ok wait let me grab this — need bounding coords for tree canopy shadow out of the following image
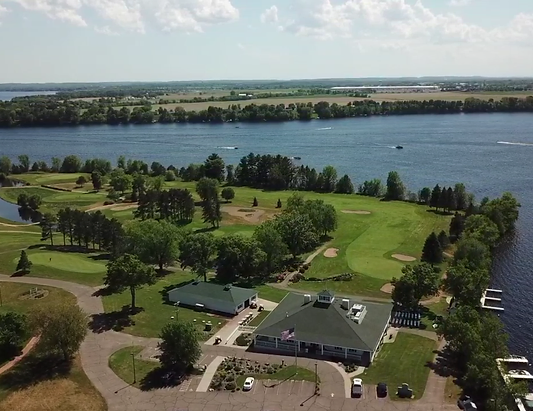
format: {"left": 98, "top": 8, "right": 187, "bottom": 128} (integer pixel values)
{"left": 194, "top": 226, "right": 218, "bottom": 234}
{"left": 88, "top": 305, "right": 139, "bottom": 333}
{"left": 425, "top": 346, "right": 461, "bottom": 379}
{"left": 0, "top": 352, "right": 71, "bottom": 393}
{"left": 426, "top": 209, "right": 453, "bottom": 216}
{"left": 139, "top": 366, "right": 186, "bottom": 391}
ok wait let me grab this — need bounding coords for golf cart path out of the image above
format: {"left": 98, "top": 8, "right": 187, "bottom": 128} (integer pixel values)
{"left": 278, "top": 245, "right": 327, "bottom": 287}
{"left": 0, "top": 274, "right": 454, "bottom": 411}
{"left": 0, "top": 336, "right": 40, "bottom": 376}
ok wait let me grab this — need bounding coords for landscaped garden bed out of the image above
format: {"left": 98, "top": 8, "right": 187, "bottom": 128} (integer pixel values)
{"left": 209, "top": 357, "right": 318, "bottom": 392}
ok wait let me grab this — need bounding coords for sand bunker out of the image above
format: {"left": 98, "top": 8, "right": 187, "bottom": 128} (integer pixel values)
{"left": 324, "top": 248, "right": 339, "bottom": 258}
{"left": 341, "top": 210, "right": 371, "bottom": 215}
{"left": 222, "top": 206, "right": 266, "bottom": 223}
{"left": 391, "top": 254, "right": 416, "bottom": 262}
{"left": 380, "top": 283, "right": 394, "bottom": 294}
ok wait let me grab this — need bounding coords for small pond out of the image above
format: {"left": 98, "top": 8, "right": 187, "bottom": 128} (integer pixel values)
{"left": 0, "top": 178, "right": 41, "bottom": 223}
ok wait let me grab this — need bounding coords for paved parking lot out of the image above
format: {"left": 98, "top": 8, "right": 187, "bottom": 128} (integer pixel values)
{"left": 248, "top": 379, "right": 316, "bottom": 397}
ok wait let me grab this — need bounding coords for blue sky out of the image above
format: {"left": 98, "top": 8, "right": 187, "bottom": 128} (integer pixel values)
{"left": 0, "top": 0, "right": 532, "bottom": 83}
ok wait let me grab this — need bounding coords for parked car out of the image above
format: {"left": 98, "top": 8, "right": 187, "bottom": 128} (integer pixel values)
{"left": 458, "top": 395, "right": 478, "bottom": 410}
{"left": 243, "top": 377, "right": 255, "bottom": 391}
{"left": 351, "top": 378, "right": 363, "bottom": 397}
{"left": 376, "top": 382, "right": 388, "bottom": 398}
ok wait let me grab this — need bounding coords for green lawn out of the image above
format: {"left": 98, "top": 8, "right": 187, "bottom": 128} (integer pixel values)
{"left": 17, "top": 172, "right": 91, "bottom": 186}
{"left": 0, "top": 282, "right": 76, "bottom": 316}
{"left": 249, "top": 310, "right": 271, "bottom": 326}
{"left": 102, "top": 270, "right": 227, "bottom": 339}
{"left": 255, "top": 285, "right": 288, "bottom": 303}
{"left": 108, "top": 346, "right": 158, "bottom": 389}
{"left": 236, "top": 365, "right": 318, "bottom": 387}
{"left": 362, "top": 333, "right": 437, "bottom": 400}
{"left": 421, "top": 297, "right": 450, "bottom": 329}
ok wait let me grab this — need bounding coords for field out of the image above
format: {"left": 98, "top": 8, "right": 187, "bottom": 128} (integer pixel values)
{"left": 148, "top": 91, "right": 533, "bottom": 112}
{"left": 0, "top": 282, "right": 105, "bottom": 411}
{"left": 362, "top": 333, "right": 437, "bottom": 399}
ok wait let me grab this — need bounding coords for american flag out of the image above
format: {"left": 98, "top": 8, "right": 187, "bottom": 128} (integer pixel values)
{"left": 281, "top": 327, "right": 295, "bottom": 341}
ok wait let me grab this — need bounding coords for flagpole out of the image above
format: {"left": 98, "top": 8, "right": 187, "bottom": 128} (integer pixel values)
{"left": 294, "top": 325, "right": 298, "bottom": 371}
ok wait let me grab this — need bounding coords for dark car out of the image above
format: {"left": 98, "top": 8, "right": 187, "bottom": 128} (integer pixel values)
{"left": 377, "top": 382, "right": 388, "bottom": 398}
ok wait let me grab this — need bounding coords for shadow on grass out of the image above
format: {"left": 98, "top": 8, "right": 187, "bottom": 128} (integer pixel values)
{"left": 0, "top": 352, "right": 71, "bottom": 393}
{"left": 425, "top": 209, "right": 453, "bottom": 216}
{"left": 425, "top": 346, "right": 461, "bottom": 379}
{"left": 195, "top": 226, "right": 218, "bottom": 234}
{"left": 26, "top": 244, "right": 109, "bottom": 257}
{"left": 139, "top": 366, "right": 186, "bottom": 391}
{"left": 88, "top": 305, "right": 140, "bottom": 333}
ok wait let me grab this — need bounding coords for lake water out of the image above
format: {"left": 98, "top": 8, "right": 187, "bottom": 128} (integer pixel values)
{"left": 0, "top": 91, "right": 57, "bottom": 101}
{"left": 1, "top": 113, "right": 532, "bottom": 357}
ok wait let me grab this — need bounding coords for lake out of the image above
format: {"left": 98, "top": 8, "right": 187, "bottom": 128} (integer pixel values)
{"left": 0, "top": 91, "right": 57, "bottom": 101}
{"left": 1, "top": 113, "right": 532, "bottom": 357}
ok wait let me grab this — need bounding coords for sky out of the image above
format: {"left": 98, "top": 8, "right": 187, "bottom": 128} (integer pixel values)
{"left": 0, "top": 0, "right": 533, "bottom": 83}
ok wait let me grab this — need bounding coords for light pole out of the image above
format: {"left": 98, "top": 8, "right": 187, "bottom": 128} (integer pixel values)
{"left": 315, "top": 362, "right": 318, "bottom": 394}
{"left": 131, "top": 351, "right": 136, "bottom": 384}
{"left": 174, "top": 301, "right": 180, "bottom": 321}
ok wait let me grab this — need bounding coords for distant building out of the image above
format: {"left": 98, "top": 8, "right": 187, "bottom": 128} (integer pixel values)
{"left": 331, "top": 85, "right": 440, "bottom": 93}
{"left": 253, "top": 290, "right": 391, "bottom": 366}
{"left": 167, "top": 281, "right": 257, "bottom": 316}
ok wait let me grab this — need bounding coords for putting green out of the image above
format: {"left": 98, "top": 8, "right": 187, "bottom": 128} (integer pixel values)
{"left": 14, "top": 252, "right": 106, "bottom": 274}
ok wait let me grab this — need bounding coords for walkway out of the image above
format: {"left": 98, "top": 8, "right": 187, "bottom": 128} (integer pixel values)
{"left": 279, "top": 246, "right": 326, "bottom": 287}
{"left": 0, "top": 336, "right": 40, "bottom": 375}
{"left": 0, "top": 274, "right": 455, "bottom": 411}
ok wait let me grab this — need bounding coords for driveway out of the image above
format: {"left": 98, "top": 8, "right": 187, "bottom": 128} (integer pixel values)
{"left": 0, "top": 274, "right": 456, "bottom": 411}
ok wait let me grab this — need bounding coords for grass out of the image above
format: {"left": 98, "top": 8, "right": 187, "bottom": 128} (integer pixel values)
{"left": 255, "top": 285, "right": 288, "bottom": 303}
{"left": 249, "top": 310, "right": 271, "bottom": 326}
{"left": 108, "top": 346, "right": 158, "bottom": 389}
{"left": 16, "top": 172, "right": 91, "bottom": 186}
{"left": 236, "top": 365, "right": 318, "bottom": 387}
{"left": 0, "top": 282, "right": 105, "bottom": 411}
{"left": 445, "top": 376, "right": 462, "bottom": 403}
{"left": 362, "top": 333, "right": 437, "bottom": 400}
{"left": 101, "top": 270, "right": 227, "bottom": 339}
{"left": 420, "top": 297, "right": 450, "bottom": 329}
{"left": 12, "top": 251, "right": 106, "bottom": 274}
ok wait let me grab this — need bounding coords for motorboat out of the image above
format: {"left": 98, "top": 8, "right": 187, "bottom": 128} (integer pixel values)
{"left": 396, "top": 145, "right": 404, "bottom": 150}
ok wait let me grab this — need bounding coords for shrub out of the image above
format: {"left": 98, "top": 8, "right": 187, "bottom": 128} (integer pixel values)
{"left": 225, "top": 381, "right": 236, "bottom": 391}
{"left": 103, "top": 200, "right": 115, "bottom": 206}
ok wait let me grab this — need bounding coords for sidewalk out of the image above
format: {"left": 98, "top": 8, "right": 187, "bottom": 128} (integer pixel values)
{"left": 196, "top": 355, "right": 225, "bottom": 392}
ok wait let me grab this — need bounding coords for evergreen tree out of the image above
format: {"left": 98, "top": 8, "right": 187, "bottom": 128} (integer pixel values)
{"left": 335, "top": 174, "right": 355, "bottom": 194}
{"left": 202, "top": 198, "right": 221, "bottom": 228}
{"left": 421, "top": 232, "right": 443, "bottom": 264}
{"left": 252, "top": 197, "right": 258, "bottom": 207}
{"left": 277, "top": 198, "right": 282, "bottom": 209}
{"left": 419, "top": 187, "right": 431, "bottom": 205}
{"left": 91, "top": 171, "right": 103, "bottom": 191}
{"left": 430, "top": 184, "right": 441, "bottom": 210}
{"left": 385, "top": 171, "right": 405, "bottom": 200}
{"left": 16, "top": 250, "right": 32, "bottom": 273}
{"left": 449, "top": 212, "right": 466, "bottom": 243}
{"left": 438, "top": 186, "right": 448, "bottom": 211}
{"left": 437, "top": 230, "right": 450, "bottom": 250}
{"left": 447, "top": 187, "right": 457, "bottom": 212}
{"left": 40, "top": 212, "right": 57, "bottom": 246}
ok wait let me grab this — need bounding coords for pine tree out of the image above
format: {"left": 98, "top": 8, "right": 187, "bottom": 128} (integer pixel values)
{"left": 437, "top": 230, "right": 450, "bottom": 250}
{"left": 438, "top": 186, "right": 448, "bottom": 212}
{"left": 16, "top": 250, "right": 32, "bottom": 274}
{"left": 421, "top": 232, "right": 443, "bottom": 264}
{"left": 252, "top": 197, "right": 258, "bottom": 207}
{"left": 430, "top": 185, "right": 441, "bottom": 210}
{"left": 202, "top": 199, "right": 221, "bottom": 228}
{"left": 277, "top": 198, "right": 282, "bottom": 209}
{"left": 446, "top": 187, "right": 456, "bottom": 212}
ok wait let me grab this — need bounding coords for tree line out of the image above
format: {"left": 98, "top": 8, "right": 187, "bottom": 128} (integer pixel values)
{"left": 391, "top": 191, "right": 521, "bottom": 410}
{"left": 2, "top": 96, "right": 533, "bottom": 127}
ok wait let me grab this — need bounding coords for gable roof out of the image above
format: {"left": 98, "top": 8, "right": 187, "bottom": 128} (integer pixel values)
{"left": 254, "top": 293, "right": 391, "bottom": 351}
{"left": 169, "top": 282, "right": 257, "bottom": 305}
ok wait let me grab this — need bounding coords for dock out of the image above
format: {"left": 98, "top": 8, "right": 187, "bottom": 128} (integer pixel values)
{"left": 480, "top": 288, "right": 504, "bottom": 311}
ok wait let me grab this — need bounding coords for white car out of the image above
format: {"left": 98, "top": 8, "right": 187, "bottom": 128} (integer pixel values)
{"left": 243, "top": 377, "right": 255, "bottom": 391}
{"left": 351, "top": 378, "right": 363, "bottom": 397}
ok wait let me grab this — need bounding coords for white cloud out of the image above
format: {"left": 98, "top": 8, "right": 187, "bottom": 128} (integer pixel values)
{"left": 6, "top": 0, "right": 239, "bottom": 32}
{"left": 94, "top": 25, "right": 119, "bottom": 35}
{"left": 260, "top": 5, "right": 278, "bottom": 24}
{"left": 237, "top": 42, "right": 245, "bottom": 50}
{"left": 448, "top": 0, "right": 470, "bottom": 6}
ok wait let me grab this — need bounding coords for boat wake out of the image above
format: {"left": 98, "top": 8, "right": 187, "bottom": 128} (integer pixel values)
{"left": 497, "top": 141, "right": 533, "bottom": 147}
{"left": 217, "top": 146, "right": 239, "bottom": 150}
{"left": 317, "top": 127, "right": 332, "bottom": 130}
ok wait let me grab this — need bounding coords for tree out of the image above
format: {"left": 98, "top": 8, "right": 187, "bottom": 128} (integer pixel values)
{"left": 446, "top": 187, "right": 457, "bottom": 211}
{"left": 28, "top": 195, "right": 41, "bottom": 211}
{"left": 158, "top": 321, "right": 201, "bottom": 372}
{"left": 0, "top": 312, "right": 27, "bottom": 358}
{"left": 385, "top": 171, "right": 405, "bottom": 200}
{"left": 300, "top": 199, "right": 338, "bottom": 237}
{"left": 148, "top": 176, "right": 165, "bottom": 192}
{"left": 449, "top": 212, "right": 466, "bottom": 242}
{"left": 419, "top": 187, "right": 431, "bottom": 205}
{"left": 60, "top": 155, "right": 82, "bottom": 173}
{"left": 226, "top": 165, "right": 235, "bottom": 185}
{"left": 18, "top": 155, "right": 30, "bottom": 173}
{"left": 216, "top": 235, "right": 266, "bottom": 283}
{"left": 104, "top": 254, "right": 157, "bottom": 310}
{"left": 165, "top": 170, "right": 176, "bottom": 181}
{"left": 221, "top": 187, "right": 235, "bottom": 202}
{"left": 430, "top": 184, "right": 441, "bottom": 210}
{"left": 109, "top": 169, "right": 133, "bottom": 194}
{"left": 454, "top": 183, "right": 468, "bottom": 210}
{"left": 0, "top": 156, "right": 12, "bottom": 174}
{"left": 421, "top": 232, "right": 443, "bottom": 264}
{"left": 91, "top": 171, "right": 103, "bottom": 191}
{"left": 444, "top": 263, "right": 489, "bottom": 307}
{"left": 117, "top": 155, "right": 126, "bottom": 169}
{"left": 202, "top": 198, "right": 222, "bottom": 228}
{"left": 391, "top": 263, "right": 440, "bottom": 308}
{"left": 463, "top": 214, "right": 500, "bottom": 248}
{"left": 318, "top": 165, "right": 338, "bottom": 192}
{"left": 195, "top": 177, "right": 219, "bottom": 202}
{"left": 150, "top": 161, "right": 166, "bottom": 176}
{"left": 335, "top": 174, "right": 355, "bottom": 194}
{"left": 253, "top": 221, "right": 288, "bottom": 273}
{"left": 17, "top": 193, "right": 29, "bottom": 208}
{"left": 40, "top": 212, "right": 57, "bottom": 246}
{"left": 204, "top": 153, "right": 225, "bottom": 181}
{"left": 277, "top": 198, "right": 282, "bottom": 209}
{"left": 274, "top": 213, "right": 319, "bottom": 258}
{"left": 30, "top": 303, "right": 86, "bottom": 361}
{"left": 482, "top": 192, "right": 520, "bottom": 235}
{"left": 31, "top": 162, "right": 39, "bottom": 172}
{"left": 125, "top": 219, "right": 183, "bottom": 270}
{"left": 179, "top": 233, "right": 217, "bottom": 282}
{"left": 252, "top": 197, "right": 258, "bottom": 207}
{"left": 453, "top": 237, "right": 491, "bottom": 271}
{"left": 16, "top": 250, "right": 32, "bottom": 273}
{"left": 76, "top": 175, "right": 87, "bottom": 187}
{"left": 438, "top": 186, "right": 448, "bottom": 211}
{"left": 437, "top": 230, "right": 450, "bottom": 250}
{"left": 51, "top": 157, "right": 61, "bottom": 173}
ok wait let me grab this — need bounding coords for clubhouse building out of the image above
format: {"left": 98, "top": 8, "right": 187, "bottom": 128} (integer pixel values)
{"left": 253, "top": 290, "right": 391, "bottom": 366}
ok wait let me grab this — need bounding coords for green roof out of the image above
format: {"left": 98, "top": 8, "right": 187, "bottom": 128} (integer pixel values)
{"left": 254, "top": 293, "right": 391, "bottom": 351}
{"left": 169, "top": 282, "right": 257, "bottom": 305}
